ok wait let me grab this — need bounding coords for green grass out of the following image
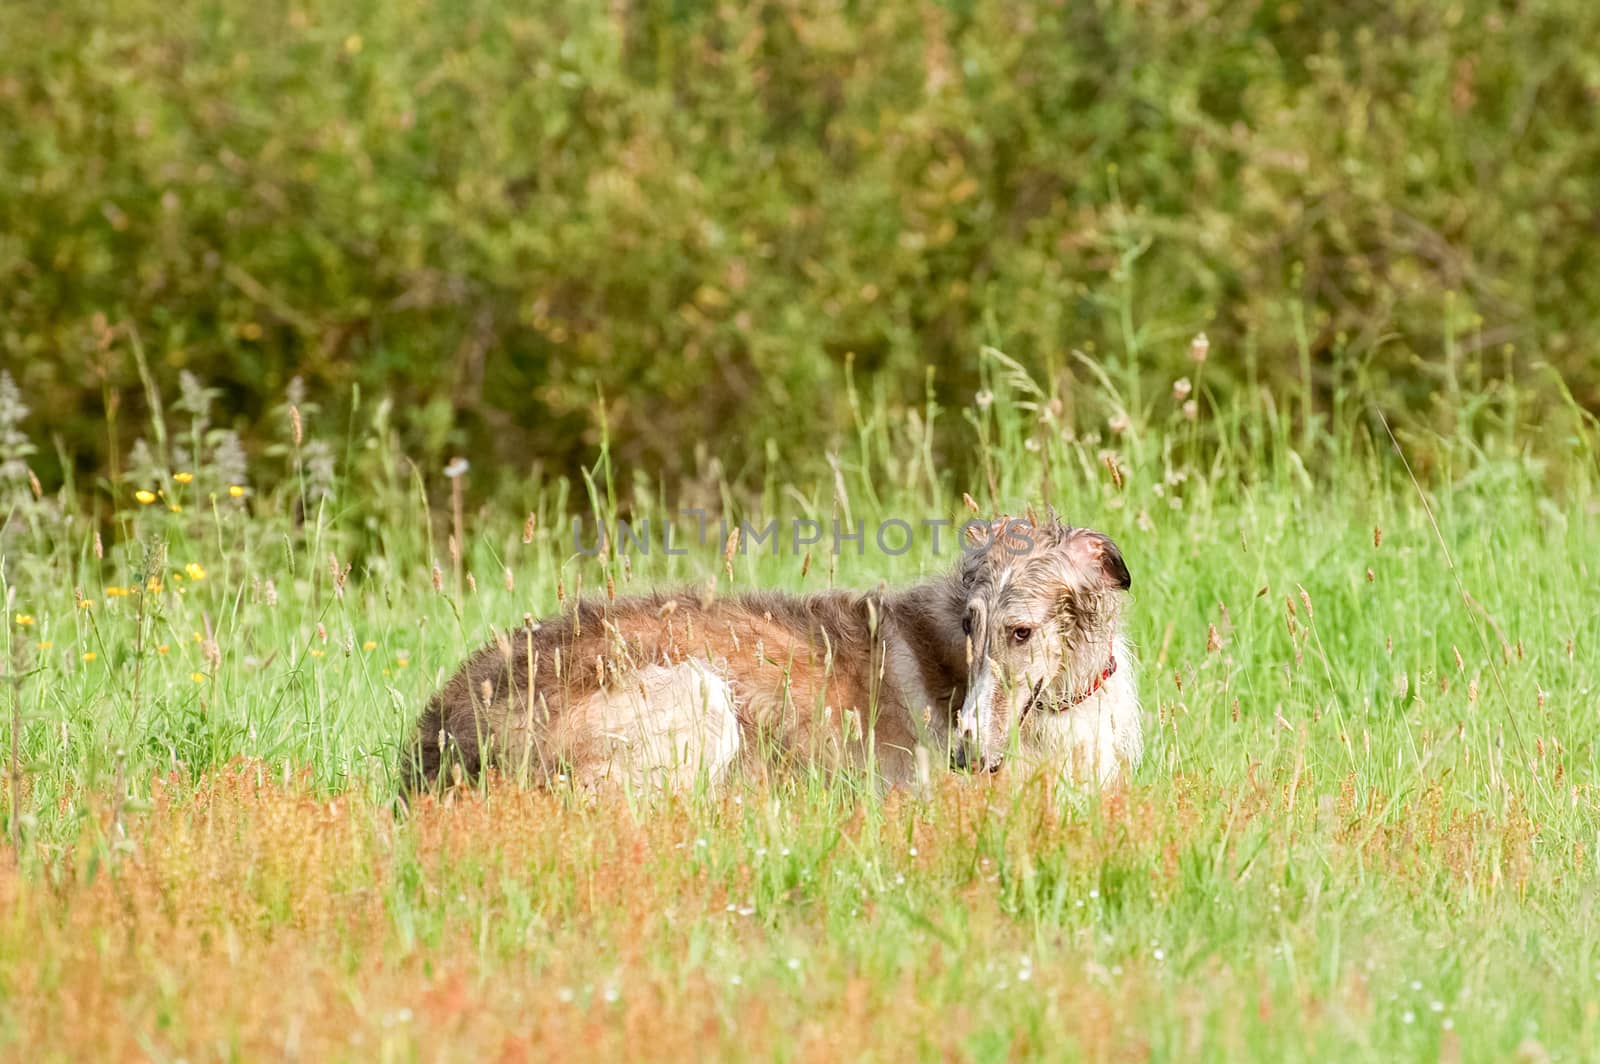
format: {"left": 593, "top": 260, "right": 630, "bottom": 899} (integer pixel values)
{"left": 2, "top": 349, "right": 1598, "bottom": 1059}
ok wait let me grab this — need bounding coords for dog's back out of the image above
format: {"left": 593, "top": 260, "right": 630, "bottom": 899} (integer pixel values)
{"left": 404, "top": 587, "right": 888, "bottom": 793}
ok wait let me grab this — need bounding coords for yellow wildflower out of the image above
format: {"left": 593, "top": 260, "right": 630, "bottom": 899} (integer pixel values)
{"left": 185, "top": 562, "right": 207, "bottom": 581}
{"left": 14, "top": 613, "right": 35, "bottom": 626}
{"left": 135, "top": 490, "right": 156, "bottom": 504}
{"left": 168, "top": 503, "right": 182, "bottom": 513}
{"left": 190, "top": 672, "right": 206, "bottom": 683}
{"left": 228, "top": 485, "right": 246, "bottom": 498}
{"left": 38, "top": 641, "right": 52, "bottom": 650}
{"left": 362, "top": 640, "right": 377, "bottom": 651}
{"left": 105, "top": 586, "right": 130, "bottom": 597}
{"left": 157, "top": 644, "right": 170, "bottom": 655}
{"left": 78, "top": 600, "right": 94, "bottom": 610}
{"left": 174, "top": 472, "right": 194, "bottom": 484}
{"left": 147, "top": 577, "right": 163, "bottom": 594}
{"left": 310, "top": 648, "right": 325, "bottom": 658}
{"left": 82, "top": 652, "right": 97, "bottom": 662}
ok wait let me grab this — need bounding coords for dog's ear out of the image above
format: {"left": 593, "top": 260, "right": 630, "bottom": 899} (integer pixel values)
{"left": 1063, "top": 530, "right": 1131, "bottom": 591}
{"left": 1100, "top": 536, "right": 1131, "bottom": 591}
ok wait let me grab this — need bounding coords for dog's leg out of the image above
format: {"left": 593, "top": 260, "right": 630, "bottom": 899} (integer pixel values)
{"left": 568, "top": 660, "right": 740, "bottom": 792}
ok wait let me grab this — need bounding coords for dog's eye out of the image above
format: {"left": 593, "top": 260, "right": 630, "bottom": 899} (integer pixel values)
{"left": 1010, "top": 626, "right": 1033, "bottom": 645}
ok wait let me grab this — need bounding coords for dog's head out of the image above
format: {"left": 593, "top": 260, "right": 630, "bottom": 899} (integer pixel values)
{"left": 950, "top": 516, "right": 1130, "bottom": 772}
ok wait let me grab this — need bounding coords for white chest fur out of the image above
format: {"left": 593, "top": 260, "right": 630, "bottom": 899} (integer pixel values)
{"left": 1021, "top": 636, "right": 1142, "bottom": 786}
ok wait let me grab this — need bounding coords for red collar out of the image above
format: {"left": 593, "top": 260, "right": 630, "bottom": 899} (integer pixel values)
{"left": 1054, "top": 655, "right": 1118, "bottom": 711}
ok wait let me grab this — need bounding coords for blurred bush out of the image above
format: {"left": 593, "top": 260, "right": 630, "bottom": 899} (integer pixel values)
{"left": 3, "top": 0, "right": 1598, "bottom": 486}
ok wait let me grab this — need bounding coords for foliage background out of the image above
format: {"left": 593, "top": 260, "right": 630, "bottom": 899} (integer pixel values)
{"left": 3, "top": 0, "right": 1599, "bottom": 487}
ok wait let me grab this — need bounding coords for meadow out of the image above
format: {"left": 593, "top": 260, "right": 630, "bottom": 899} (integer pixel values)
{"left": 2, "top": 346, "right": 1597, "bottom": 1061}
{"left": 5, "top": 0, "right": 1600, "bottom": 1057}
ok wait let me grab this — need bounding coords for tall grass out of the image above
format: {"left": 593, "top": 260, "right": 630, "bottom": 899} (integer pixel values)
{"left": 1, "top": 343, "right": 1598, "bottom": 1059}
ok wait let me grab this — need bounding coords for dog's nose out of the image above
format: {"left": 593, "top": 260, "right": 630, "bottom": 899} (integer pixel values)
{"left": 952, "top": 731, "right": 989, "bottom": 773}
{"left": 951, "top": 745, "right": 1003, "bottom": 774}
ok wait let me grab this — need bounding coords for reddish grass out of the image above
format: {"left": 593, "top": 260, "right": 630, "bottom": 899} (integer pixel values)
{"left": 0, "top": 761, "right": 1586, "bottom": 1060}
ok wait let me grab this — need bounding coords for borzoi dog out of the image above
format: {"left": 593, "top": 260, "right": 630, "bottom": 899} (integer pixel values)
{"left": 404, "top": 517, "right": 1140, "bottom": 793}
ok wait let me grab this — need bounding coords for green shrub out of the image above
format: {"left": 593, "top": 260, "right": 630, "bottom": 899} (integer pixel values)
{"left": 3, "top": 0, "right": 1598, "bottom": 487}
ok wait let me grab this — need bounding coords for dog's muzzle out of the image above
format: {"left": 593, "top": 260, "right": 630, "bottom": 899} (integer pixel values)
{"left": 951, "top": 740, "right": 1004, "bottom": 774}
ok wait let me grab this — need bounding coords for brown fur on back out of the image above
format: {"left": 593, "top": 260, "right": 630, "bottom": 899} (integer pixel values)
{"left": 404, "top": 582, "right": 970, "bottom": 791}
